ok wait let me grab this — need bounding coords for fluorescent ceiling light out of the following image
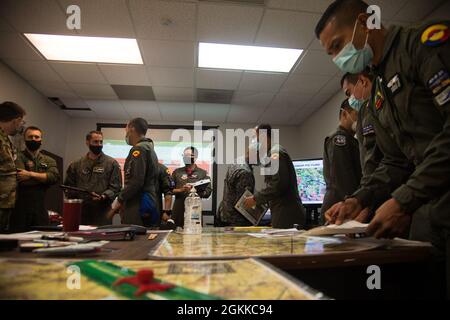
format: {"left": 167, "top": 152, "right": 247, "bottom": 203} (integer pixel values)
{"left": 198, "top": 42, "right": 302, "bottom": 73}
{"left": 24, "top": 33, "right": 143, "bottom": 64}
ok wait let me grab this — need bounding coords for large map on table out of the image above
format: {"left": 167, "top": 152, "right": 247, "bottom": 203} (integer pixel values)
{"left": 150, "top": 232, "right": 380, "bottom": 259}
{"left": 0, "top": 258, "right": 322, "bottom": 300}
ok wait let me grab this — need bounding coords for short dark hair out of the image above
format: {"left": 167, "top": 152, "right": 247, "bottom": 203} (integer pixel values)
{"left": 86, "top": 130, "right": 103, "bottom": 141}
{"left": 184, "top": 146, "right": 198, "bottom": 158}
{"left": 341, "top": 68, "right": 374, "bottom": 88}
{"left": 339, "top": 99, "right": 353, "bottom": 119}
{"left": 24, "top": 126, "right": 42, "bottom": 136}
{"left": 0, "top": 101, "right": 26, "bottom": 122}
{"left": 256, "top": 123, "right": 272, "bottom": 139}
{"left": 315, "top": 0, "right": 369, "bottom": 39}
{"left": 128, "top": 118, "right": 148, "bottom": 136}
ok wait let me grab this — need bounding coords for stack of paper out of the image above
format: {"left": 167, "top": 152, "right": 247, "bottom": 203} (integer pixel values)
{"left": 303, "top": 221, "right": 368, "bottom": 236}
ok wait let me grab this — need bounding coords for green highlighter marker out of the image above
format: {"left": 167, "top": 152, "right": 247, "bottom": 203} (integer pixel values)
{"left": 69, "top": 260, "right": 222, "bottom": 300}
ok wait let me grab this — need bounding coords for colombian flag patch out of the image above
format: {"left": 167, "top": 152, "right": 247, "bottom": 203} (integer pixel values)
{"left": 132, "top": 150, "right": 140, "bottom": 157}
{"left": 421, "top": 24, "right": 449, "bottom": 46}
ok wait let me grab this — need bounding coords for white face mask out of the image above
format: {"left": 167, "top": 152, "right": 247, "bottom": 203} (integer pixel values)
{"left": 332, "top": 19, "right": 374, "bottom": 74}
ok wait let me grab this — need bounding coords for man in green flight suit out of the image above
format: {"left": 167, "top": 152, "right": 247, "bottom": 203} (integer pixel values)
{"left": 315, "top": 0, "right": 450, "bottom": 297}
{"left": 10, "top": 126, "right": 60, "bottom": 232}
{"left": 111, "top": 118, "right": 160, "bottom": 227}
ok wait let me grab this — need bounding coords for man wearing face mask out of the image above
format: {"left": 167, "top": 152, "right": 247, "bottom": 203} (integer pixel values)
{"left": 111, "top": 118, "right": 160, "bottom": 227}
{"left": 321, "top": 99, "right": 361, "bottom": 220}
{"left": 170, "top": 146, "right": 212, "bottom": 228}
{"left": 64, "top": 131, "right": 122, "bottom": 226}
{"left": 9, "top": 127, "right": 60, "bottom": 232}
{"left": 316, "top": 0, "right": 450, "bottom": 297}
{"left": 243, "top": 124, "right": 305, "bottom": 229}
{"left": 0, "top": 101, "right": 26, "bottom": 233}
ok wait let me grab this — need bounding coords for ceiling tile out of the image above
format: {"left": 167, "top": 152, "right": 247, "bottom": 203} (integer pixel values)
{"left": 232, "top": 91, "right": 275, "bottom": 109}
{"left": 158, "top": 102, "right": 194, "bottom": 121}
{"left": 30, "top": 80, "right": 78, "bottom": 98}
{"left": 198, "top": 3, "right": 264, "bottom": 44}
{"left": 140, "top": 39, "right": 195, "bottom": 67}
{"left": 59, "top": 97, "right": 88, "bottom": 108}
{"left": 64, "top": 110, "right": 98, "bottom": 118}
{"left": 111, "top": 85, "right": 155, "bottom": 100}
{"left": 69, "top": 83, "right": 117, "bottom": 99}
{"left": 226, "top": 105, "right": 263, "bottom": 124}
{"left": 320, "top": 76, "right": 342, "bottom": 94}
{"left": 4, "top": 59, "right": 62, "bottom": 82}
{"left": 0, "top": 32, "right": 44, "bottom": 60}
{"left": 121, "top": 100, "right": 162, "bottom": 120}
{"left": 153, "top": 87, "right": 194, "bottom": 102}
{"left": 294, "top": 50, "right": 338, "bottom": 76}
{"left": 255, "top": 10, "right": 321, "bottom": 49}
{"left": 196, "top": 69, "right": 242, "bottom": 90}
{"left": 58, "top": 0, "right": 135, "bottom": 37}
{"left": 369, "top": 0, "right": 408, "bottom": 21}
{"left": 0, "top": 0, "right": 74, "bottom": 34}
{"left": 288, "top": 106, "right": 317, "bottom": 125}
{"left": 98, "top": 64, "right": 150, "bottom": 86}
{"left": 0, "top": 17, "right": 13, "bottom": 32}
{"left": 147, "top": 67, "right": 193, "bottom": 88}
{"left": 281, "top": 74, "right": 331, "bottom": 94}
{"left": 194, "top": 103, "right": 230, "bottom": 123}
{"left": 51, "top": 62, "right": 107, "bottom": 84}
{"left": 129, "top": 0, "right": 196, "bottom": 41}
{"left": 266, "top": 0, "right": 332, "bottom": 12}
{"left": 85, "top": 99, "right": 129, "bottom": 119}
{"left": 391, "top": 0, "right": 443, "bottom": 22}
{"left": 305, "top": 92, "right": 336, "bottom": 109}
{"left": 238, "top": 72, "right": 287, "bottom": 92}
{"left": 270, "top": 93, "right": 314, "bottom": 110}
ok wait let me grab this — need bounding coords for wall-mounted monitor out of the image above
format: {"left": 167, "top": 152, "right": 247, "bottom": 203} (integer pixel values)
{"left": 292, "top": 158, "right": 326, "bottom": 206}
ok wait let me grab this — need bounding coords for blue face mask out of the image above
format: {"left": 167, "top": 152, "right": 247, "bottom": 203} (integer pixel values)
{"left": 332, "top": 21, "right": 373, "bottom": 74}
{"left": 348, "top": 94, "right": 364, "bottom": 112}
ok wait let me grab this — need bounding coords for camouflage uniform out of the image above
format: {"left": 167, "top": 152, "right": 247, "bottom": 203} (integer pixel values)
{"left": 218, "top": 163, "right": 255, "bottom": 226}
{"left": 0, "top": 128, "right": 17, "bottom": 232}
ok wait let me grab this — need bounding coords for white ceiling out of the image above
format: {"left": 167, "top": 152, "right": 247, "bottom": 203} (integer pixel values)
{"left": 0, "top": 0, "right": 446, "bottom": 126}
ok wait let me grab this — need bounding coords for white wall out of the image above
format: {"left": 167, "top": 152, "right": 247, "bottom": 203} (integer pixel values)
{"left": 0, "top": 61, "right": 69, "bottom": 158}
{"left": 295, "top": 91, "right": 345, "bottom": 159}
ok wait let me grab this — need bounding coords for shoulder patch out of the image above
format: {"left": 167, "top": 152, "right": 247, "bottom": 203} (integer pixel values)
{"left": 374, "top": 90, "right": 384, "bottom": 110}
{"left": 132, "top": 150, "right": 141, "bottom": 158}
{"left": 271, "top": 153, "right": 279, "bottom": 160}
{"left": 334, "top": 135, "right": 346, "bottom": 146}
{"left": 435, "top": 86, "right": 450, "bottom": 107}
{"left": 421, "top": 24, "right": 449, "bottom": 46}
{"left": 362, "top": 124, "right": 375, "bottom": 136}
{"left": 387, "top": 74, "right": 402, "bottom": 95}
{"left": 428, "top": 69, "right": 450, "bottom": 95}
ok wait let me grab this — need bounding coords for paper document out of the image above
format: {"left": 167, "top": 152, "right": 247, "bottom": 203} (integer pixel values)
{"left": 234, "top": 190, "right": 268, "bottom": 226}
{"left": 188, "top": 179, "right": 211, "bottom": 188}
{"left": 303, "top": 220, "right": 368, "bottom": 236}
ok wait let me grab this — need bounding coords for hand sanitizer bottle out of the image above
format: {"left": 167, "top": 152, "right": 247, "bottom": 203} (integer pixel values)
{"left": 183, "top": 187, "right": 202, "bottom": 234}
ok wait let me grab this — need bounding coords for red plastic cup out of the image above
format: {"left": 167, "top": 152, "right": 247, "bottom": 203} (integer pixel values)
{"left": 63, "top": 199, "right": 83, "bottom": 232}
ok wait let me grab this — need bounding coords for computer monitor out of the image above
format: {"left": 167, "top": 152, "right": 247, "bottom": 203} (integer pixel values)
{"left": 292, "top": 158, "right": 326, "bottom": 205}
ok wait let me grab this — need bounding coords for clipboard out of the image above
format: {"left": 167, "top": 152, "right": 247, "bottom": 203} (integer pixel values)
{"left": 234, "top": 190, "right": 268, "bottom": 226}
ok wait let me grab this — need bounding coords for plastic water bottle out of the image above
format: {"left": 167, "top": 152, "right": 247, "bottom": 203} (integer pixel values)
{"left": 183, "top": 187, "right": 202, "bottom": 234}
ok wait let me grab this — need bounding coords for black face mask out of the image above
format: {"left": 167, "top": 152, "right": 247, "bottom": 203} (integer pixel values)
{"left": 25, "top": 140, "right": 41, "bottom": 152}
{"left": 89, "top": 145, "right": 103, "bottom": 155}
{"left": 183, "top": 156, "right": 195, "bottom": 165}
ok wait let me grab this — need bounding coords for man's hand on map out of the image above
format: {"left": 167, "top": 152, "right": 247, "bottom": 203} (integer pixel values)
{"left": 325, "top": 198, "right": 366, "bottom": 225}
{"left": 366, "top": 198, "right": 411, "bottom": 239}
